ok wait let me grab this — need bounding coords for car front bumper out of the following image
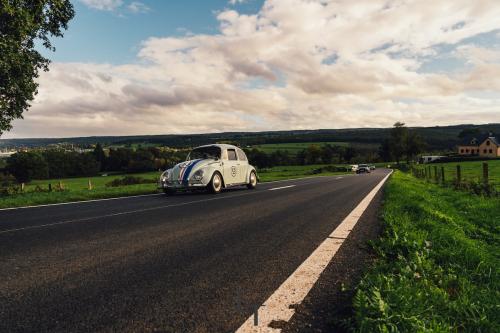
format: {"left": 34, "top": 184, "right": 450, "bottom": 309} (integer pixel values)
{"left": 158, "top": 179, "right": 208, "bottom": 190}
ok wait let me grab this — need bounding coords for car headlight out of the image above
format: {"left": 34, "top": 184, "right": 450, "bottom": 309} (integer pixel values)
{"left": 161, "top": 170, "right": 171, "bottom": 183}
{"left": 192, "top": 169, "right": 204, "bottom": 181}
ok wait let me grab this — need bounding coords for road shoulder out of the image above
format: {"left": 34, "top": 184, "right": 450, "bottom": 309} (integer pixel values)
{"left": 282, "top": 185, "right": 385, "bottom": 332}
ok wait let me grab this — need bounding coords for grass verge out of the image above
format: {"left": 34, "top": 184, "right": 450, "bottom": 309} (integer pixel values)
{"left": 352, "top": 171, "right": 500, "bottom": 332}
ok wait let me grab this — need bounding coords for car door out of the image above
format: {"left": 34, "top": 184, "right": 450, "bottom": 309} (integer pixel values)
{"left": 222, "top": 148, "right": 240, "bottom": 185}
{"left": 236, "top": 148, "right": 249, "bottom": 183}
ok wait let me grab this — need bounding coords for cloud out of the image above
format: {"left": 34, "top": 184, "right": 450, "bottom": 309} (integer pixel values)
{"left": 127, "top": 1, "right": 150, "bottom": 14}
{"left": 229, "top": 0, "right": 248, "bottom": 5}
{"left": 5, "top": 0, "right": 500, "bottom": 138}
{"left": 79, "top": 0, "right": 123, "bottom": 11}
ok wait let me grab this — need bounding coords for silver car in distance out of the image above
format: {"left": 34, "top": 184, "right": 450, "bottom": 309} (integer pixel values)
{"left": 159, "top": 144, "right": 258, "bottom": 194}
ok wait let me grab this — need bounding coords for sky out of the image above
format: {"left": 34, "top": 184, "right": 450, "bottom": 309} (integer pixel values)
{"left": 4, "top": 0, "right": 500, "bottom": 138}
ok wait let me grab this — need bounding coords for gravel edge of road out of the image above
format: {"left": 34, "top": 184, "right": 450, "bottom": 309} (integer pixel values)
{"left": 281, "top": 184, "right": 386, "bottom": 332}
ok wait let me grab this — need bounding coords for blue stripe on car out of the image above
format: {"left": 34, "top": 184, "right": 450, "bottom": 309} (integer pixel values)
{"left": 182, "top": 159, "right": 202, "bottom": 185}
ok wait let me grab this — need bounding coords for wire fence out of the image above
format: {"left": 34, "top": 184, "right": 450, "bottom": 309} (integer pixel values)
{"left": 410, "top": 162, "right": 499, "bottom": 197}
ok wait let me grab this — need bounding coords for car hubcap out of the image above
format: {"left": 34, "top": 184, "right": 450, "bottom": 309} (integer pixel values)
{"left": 213, "top": 174, "right": 221, "bottom": 190}
{"left": 250, "top": 173, "right": 256, "bottom": 186}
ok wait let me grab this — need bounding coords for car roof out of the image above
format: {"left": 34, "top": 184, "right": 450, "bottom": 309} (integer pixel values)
{"left": 194, "top": 144, "right": 240, "bottom": 150}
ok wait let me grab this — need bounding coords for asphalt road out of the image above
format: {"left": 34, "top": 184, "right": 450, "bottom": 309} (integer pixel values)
{"left": 0, "top": 169, "right": 391, "bottom": 333}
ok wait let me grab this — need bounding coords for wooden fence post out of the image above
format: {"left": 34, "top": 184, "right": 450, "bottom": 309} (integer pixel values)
{"left": 59, "top": 181, "right": 64, "bottom": 190}
{"left": 48, "top": 183, "right": 52, "bottom": 192}
{"left": 434, "top": 166, "right": 438, "bottom": 182}
{"left": 456, "top": 165, "right": 461, "bottom": 185}
{"left": 441, "top": 167, "right": 445, "bottom": 184}
{"left": 88, "top": 179, "right": 92, "bottom": 191}
{"left": 483, "top": 163, "right": 489, "bottom": 185}
{"left": 21, "top": 183, "right": 25, "bottom": 192}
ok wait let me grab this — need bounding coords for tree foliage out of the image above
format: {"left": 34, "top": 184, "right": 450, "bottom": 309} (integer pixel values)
{"left": 385, "top": 122, "right": 425, "bottom": 164}
{"left": 6, "top": 151, "right": 48, "bottom": 182}
{"left": 0, "top": 0, "right": 74, "bottom": 135}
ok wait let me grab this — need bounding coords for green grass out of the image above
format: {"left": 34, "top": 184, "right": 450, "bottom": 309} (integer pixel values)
{"left": 418, "top": 159, "right": 500, "bottom": 190}
{"left": 252, "top": 142, "right": 350, "bottom": 155}
{"left": 352, "top": 171, "right": 500, "bottom": 332}
{"left": 0, "top": 171, "right": 161, "bottom": 209}
{"left": 258, "top": 164, "right": 351, "bottom": 182}
{"left": 0, "top": 165, "right": 354, "bottom": 209}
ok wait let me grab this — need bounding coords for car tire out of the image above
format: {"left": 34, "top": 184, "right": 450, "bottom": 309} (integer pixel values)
{"left": 163, "top": 188, "right": 176, "bottom": 195}
{"left": 208, "top": 172, "right": 223, "bottom": 194}
{"left": 247, "top": 171, "right": 257, "bottom": 189}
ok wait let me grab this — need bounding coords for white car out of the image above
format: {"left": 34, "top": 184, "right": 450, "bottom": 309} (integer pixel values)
{"left": 350, "top": 164, "right": 359, "bottom": 172}
{"left": 159, "top": 144, "right": 257, "bottom": 194}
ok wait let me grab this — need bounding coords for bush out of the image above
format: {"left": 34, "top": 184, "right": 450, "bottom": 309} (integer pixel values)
{"left": 105, "top": 176, "right": 156, "bottom": 187}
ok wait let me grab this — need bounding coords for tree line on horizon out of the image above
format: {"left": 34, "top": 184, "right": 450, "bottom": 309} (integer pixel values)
{"left": 1, "top": 123, "right": 427, "bottom": 183}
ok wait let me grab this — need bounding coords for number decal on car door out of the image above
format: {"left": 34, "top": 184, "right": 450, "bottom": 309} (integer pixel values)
{"left": 231, "top": 165, "right": 237, "bottom": 177}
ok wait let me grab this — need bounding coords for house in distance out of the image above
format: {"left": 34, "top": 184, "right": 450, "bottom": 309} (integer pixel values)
{"left": 457, "top": 134, "right": 500, "bottom": 158}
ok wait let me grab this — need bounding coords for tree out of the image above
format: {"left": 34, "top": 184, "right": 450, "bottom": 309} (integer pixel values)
{"left": 389, "top": 122, "right": 408, "bottom": 164}
{"left": 93, "top": 143, "right": 106, "bottom": 171}
{"left": 75, "top": 153, "right": 100, "bottom": 176}
{"left": 305, "top": 144, "right": 322, "bottom": 164}
{"left": 342, "top": 146, "right": 356, "bottom": 163}
{"left": 458, "top": 128, "right": 480, "bottom": 139}
{"left": 405, "top": 131, "right": 425, "bottom": 163}
{"left": 321, "top": 144, "right": 335, "bottom": 164}
{"left": 6, "top": 151, "right": 48, "bottom": 182}
{"left": 0, "top": 0, "right": 75, "bottom": 135}
{"left": 378, "top": 139, "right": 392, "bottom": 162}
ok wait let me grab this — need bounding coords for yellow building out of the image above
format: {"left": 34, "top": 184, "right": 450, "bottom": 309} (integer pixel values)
{"left": 458, "top": 135, "right": 500, "bottom": 157}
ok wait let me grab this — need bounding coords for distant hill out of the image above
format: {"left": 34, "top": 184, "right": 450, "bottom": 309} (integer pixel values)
{"left": 1, "top": 123, "right": 499, "bottom": 152}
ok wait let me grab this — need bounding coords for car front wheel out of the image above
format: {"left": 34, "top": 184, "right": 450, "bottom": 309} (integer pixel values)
{"left": 208, "top": 172, "right": 223, "bottom": 194}
{"left": 163, "top": 188, "right": 176, "bottom": 195}
{"left": 247, "top": 171, "right": 257, "bottom": 189}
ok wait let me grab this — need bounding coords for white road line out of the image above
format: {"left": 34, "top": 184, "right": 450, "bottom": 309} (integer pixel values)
{"left": 261, "top": 173, "right": 353, "bottom": 185}
{"left": 0, "top": 174, "right": 353, "bottom": 212}
{"left": 268, "top": 185, "right": 296, "bottom": 191}
{"left": 0, "top": 171, "right": 390, "bottom": 235}
{"left": 0, "top": 193, "right": 163, "bottom": 212}
{"left": 236, "top": 170, "right": 393, "bottom": 333}
{"left": 0, "top": 191, "right": 257, "bottom": 235}
{"left": 0, "top": 175, "right": 343, "bottom": 234}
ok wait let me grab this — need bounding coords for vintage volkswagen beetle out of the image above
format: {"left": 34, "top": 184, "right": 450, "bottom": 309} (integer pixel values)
{"left": 159, "top": 144, "right": 257, "bottom": 194}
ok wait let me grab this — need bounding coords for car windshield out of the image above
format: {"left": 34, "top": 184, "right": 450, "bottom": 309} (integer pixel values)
{"left": 359, "top": 164, "right": 368, "bottom": 167}
{"left": 187, "top": 146, "right": 221, "bottom": 160}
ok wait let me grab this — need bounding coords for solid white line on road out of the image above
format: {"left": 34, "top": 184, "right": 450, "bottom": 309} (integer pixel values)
{"left": 268, "top": 185, "right": 296, "bottom": 191}
{"left": 236, "top": 170, "right": 393, "bottom": 333}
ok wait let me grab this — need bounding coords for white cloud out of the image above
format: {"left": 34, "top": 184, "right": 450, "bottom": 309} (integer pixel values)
{"left": 229, "top": 0, "right": 248, "bottom": 5}
{"left": 5, "top": 0, "right": 500, "bottom": 138}
{"left": 79, "top": 0, "right": 123, "bottom": 11}
{"left": 128, "top": 1, "right": 150, "bottom": 14}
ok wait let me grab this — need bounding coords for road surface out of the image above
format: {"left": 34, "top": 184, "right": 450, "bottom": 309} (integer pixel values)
{"left": 0, "top": 169, "right": 391, "bottom": 332}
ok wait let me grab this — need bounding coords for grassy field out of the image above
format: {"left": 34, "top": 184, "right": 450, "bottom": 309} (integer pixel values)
{"left": 352, "top": 171, "right": 499, "bottom": 332}
{"left": 252, "top": 142, "right": 350, "bottom": 155}
{"left": 0, "top": 171, "right": 162, "bottom": 209}
{"left": 0, "top": 164, "right": 354, "bottom": 209}
{"left": 417, "top": 159, "right": 500, "bottom": 190}
{"left": 258, "top": 164, "right": 351, "bottom": 182}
